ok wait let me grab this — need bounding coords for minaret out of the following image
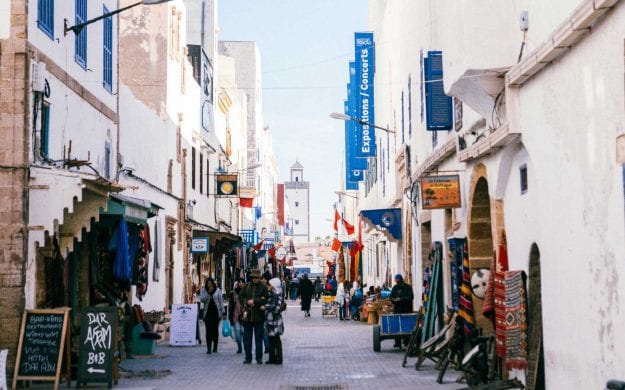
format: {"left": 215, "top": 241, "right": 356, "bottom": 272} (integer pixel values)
{"left": 284, "top": 160, "right": 310, "bottom": 243}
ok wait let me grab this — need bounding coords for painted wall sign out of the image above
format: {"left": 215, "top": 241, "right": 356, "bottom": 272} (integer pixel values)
{"left": 12, "top": 308, "right": 71, "bottom": 390}
{"left": 420, "top": 175, "right": 462, "bottom": 209}
{"left": 354, "top": 32, "right": 376, "bottom": 158}
{"left": 215, "top": 174, "right": 238, "bottom": 196}
{"left": 169, "top": 304, "right": 198, "bottom": 346}
{"left": 77, "top": 307, "right": 117, "bottom": 388}
{"left": 191, "top": 237, "right": 209, "bottom": 253}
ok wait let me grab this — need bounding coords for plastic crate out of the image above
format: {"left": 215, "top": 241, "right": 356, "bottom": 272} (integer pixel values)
{"left": 380, "top": 313, "right": 418, "bottom": 334}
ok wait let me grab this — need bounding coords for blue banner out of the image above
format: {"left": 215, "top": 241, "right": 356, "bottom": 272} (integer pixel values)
{"left": 348, "top": 63, "right": 367, "bottom": 172}
{"left": 354, "top": 32, "right": 376, "bottom": 158}
{"left": 360, "top": 208, "right": 402, "bottom": 241}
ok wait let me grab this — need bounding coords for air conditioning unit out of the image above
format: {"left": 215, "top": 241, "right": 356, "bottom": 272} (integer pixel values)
{"left": 32, "top": 62, "right": 47, "bottom": 92}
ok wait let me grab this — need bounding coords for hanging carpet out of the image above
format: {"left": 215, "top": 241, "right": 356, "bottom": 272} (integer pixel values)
{"left": 504, "top": 270, "right": 528, "bottom": 370}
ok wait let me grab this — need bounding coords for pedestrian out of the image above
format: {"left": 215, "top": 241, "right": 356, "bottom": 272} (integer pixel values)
{"left": 299, "top": 273, "right": 315, "bottom": 317}
{"left": 390, "top": 274, "right": 414, "bottom": 347}
{"left": 263, "top": 277, "right": 284, "bottom": 364}
{"left": 290, "top": 275, "right": 299, "bottom": 301}
{"left": 329, "top": 275, "right": 338, "bottom": 295}
{"left": 335, "top": 281, "right": 347, "bottom": 320}
{"left": 200, "top": 277, "right": 225, "bottom": 354}
{"left": 349, "top": 280, "right": 363, "bottom": 321}
{"left": 239, "top": 269, "right": 268, "bottom": 364}
{"left": 314, "top": 276, "right": 322, "bottom": 302}
{"left": 229, "top": 278, "right": 245, "bottom": 354}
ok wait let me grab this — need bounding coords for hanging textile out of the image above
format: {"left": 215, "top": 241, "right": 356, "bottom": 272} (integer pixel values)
{"left": 504, "top": 270, "right": 528, "bottom": 369}
{"left": 136, "top": 224, "right": 152, "bottom": 300}
{"left": 447, "top": 238, "right": 464, "bottom": 311}
{"left": 421, "top": 242, "right": 444, "bottom": 343}
{"left": 110, "top": 220, "right": 131, "bottom": 287}
{"left": 459, "top": 242, "right": 476, "bottom": 336}
{"left": 344, "top": 246, "right": 351, "bottom": 282}
{"left": 337, "top": 245, "right": 346, "bottom": 282}
{"left": 153, "top": 219, "right": 160, "bottom": 282}
{"left": 483, "top": 231, "right": 509, "bottom": 357}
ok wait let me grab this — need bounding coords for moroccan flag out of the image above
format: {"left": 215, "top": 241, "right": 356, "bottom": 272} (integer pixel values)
{"left": 331, "top": 237, "right": 341, "bottom": 252}
{"left": 240, "top": 197, "right": 254, "bottom": 208}
{"left": 253, "top": 239, "right": 265, "bottom": 251}
{"left": 333, "top": 209, "right": 341, "bottom": 232}
{"left": 343, "top": 218, "right": 355, "bottom": 235}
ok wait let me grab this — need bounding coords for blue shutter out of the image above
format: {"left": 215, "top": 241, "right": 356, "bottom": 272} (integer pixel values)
{"left": 37, "top": 0, "right": 54, "bottom": 39}
{"left": 103, "top": 6, "right": 113, "bottom": 92}
{"left": 401, "top": 91, "right": 405, "bottom": 144}
{"left": 408, "top": 75, "right": 413, "bottom": 136}
{"left": 425, "top": 51, "right": 453, "bottom": 131}
{"left": 75, "top": 0, "right": 87, "bottom": 68}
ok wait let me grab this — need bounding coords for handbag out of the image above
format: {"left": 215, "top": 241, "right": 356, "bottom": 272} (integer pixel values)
{"left": 222, "top": 319, "right": 232, "bottom": 337}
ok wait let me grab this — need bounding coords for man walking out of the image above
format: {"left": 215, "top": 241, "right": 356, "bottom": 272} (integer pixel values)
{"left": 239, "top": 269, "right": 268, "bottom": 364}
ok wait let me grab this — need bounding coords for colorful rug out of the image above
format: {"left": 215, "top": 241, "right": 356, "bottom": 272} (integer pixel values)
{"left": 483, "top": 233, "right": 509, "bottom": 357}
{"left": 459, "top": 242, "right": 476, "bottom": 336}
{"left": 504, "top": 270, "right": 528, "bottom": 370}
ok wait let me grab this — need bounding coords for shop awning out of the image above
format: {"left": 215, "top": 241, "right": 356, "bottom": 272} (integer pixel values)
{"left": 104, "top": 193, "right": 162, "bottom": 224}
{"left": 206, "top": 231, "right": 243, "bottom": 256}
{"left": 359, "top": 208, "right": 402, "bottom": 242}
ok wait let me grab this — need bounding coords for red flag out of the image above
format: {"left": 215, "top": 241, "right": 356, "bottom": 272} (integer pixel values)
{"left": 240, "top": 197, "right": 254, "bottom": 208}
{"left": 268, "top": 247, "right": 276, "bottom": 258}
{"left": 331, "top": 237, "right": 341, "bottom": 252}
{"left": 342, "top": 218, "right": 355, "bottom": 235}
{"left": 253, "top": 239, "right": 265, "bottom": 251}
{"left": 333, "top": 209, "right": 340, "bottom": 232}
{"left": 349, "top": 241, "right": 362, "bottom": 258}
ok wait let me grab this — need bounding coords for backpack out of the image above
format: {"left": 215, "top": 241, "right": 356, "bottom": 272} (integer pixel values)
{"left": 325, "top": 281, "right": 332, "bottom": 291}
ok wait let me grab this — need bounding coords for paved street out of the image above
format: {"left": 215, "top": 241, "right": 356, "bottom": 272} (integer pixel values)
{"left": 105, "top": 300, "right": 460, "bottom": 390}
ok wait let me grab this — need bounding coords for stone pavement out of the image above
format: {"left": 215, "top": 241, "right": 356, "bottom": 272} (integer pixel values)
{"left": 89, "top": 301, "right": 463, "bottom": 390}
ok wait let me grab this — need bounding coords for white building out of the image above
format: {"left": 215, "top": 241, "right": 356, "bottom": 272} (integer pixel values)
{"left": 357, "top": 0, "right": 625, "bottom": 388}
{"left": 285, "top": 161, "right": 311, "bottom": 243}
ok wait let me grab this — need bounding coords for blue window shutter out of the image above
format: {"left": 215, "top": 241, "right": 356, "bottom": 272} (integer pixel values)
{"left": 75, "top": 0, "right": 87, "bottom": 68}
{"left": 401, "top": 91, "right": 405, "bottom": 144}
{"left": 103, "top": 6, "right": 113, "bottom": 92}
{"left": 425, "top": 51, "right": 453, "bottom": 131}
{"left": 37, "top": 0, "right": 54, "bottom": 39}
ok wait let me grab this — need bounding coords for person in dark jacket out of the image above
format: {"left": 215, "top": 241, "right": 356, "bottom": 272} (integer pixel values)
{"left": 239, "top": 269, "right": 268, "bottom": 364}
{"left": 298, "top": 273, "right": 315, "bottom": 317}
{"left": 200, "top": 278, "right": 225, "bottom": 354}
{"left": 390, "top": 274, "right": 414, "bottom": 347}
{"left": 313, "top": 276, "right": 322, "bottom": 302}
{"left": 263, "top": 277, "right": 284, "bottom": 364}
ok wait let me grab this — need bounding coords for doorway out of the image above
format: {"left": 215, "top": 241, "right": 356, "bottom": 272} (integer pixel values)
{"left": 527, "top": 243, "right": 545, "bottom": 390}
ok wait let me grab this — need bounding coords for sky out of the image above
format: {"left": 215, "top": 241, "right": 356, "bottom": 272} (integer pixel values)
{"left": 218, "top": 0, "right": 368, "bottom": 240}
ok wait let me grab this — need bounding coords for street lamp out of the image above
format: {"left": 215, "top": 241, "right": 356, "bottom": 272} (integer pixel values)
{"left": 64, "top": 0, "right": 172, "bottom": 36}
{"left": 334, "top": 191, "right": 358, "bottom": 199}
{"left": 329, "top": 112, "right": 395, "bottom": 134}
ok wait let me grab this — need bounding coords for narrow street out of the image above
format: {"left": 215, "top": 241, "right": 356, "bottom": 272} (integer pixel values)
{"left": 112, "top": 301, "right": 459, "bottom": 390}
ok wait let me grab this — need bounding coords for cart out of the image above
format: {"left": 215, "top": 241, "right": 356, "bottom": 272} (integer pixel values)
{"left": 373, "top": 313, "right": 418, "bottom": 352}
{"left": 321, "top": 295, "right": 337, "bottom": 317}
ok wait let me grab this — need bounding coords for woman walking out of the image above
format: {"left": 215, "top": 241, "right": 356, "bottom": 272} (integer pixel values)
{"left": 200, "top": 278, "right": 225, "bottom": 354}
{"left": 335, "top": 281, "right": 347, "bottom": 320}
{"left": 229, "top": 278, "right": 245, "bottom": 353}
{"left": 299, "top": 273, "right": 315, "bottom": 317}
{"left": 263, "top": 277, "right": 284, "bottom": 364}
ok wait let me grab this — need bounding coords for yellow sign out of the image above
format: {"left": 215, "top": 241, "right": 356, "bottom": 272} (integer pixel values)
{"left": 215, "top": 174, "right": 238, "bottom": 196}
{"left": 420, "top": 175, "right": 461, "bottom": 209}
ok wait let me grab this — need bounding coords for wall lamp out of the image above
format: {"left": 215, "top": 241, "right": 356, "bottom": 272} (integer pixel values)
{"left": 329, "top": 112, "right": 395, "bottom": 134}
{"left": 64, "top": 0, "right": 172, "bottom": 36}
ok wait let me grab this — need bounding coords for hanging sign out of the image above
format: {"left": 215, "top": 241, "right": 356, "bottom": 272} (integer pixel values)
{"left": 276, "top": 246, "right": 287, "bottom": 261}
{"left": 215, "top": 174, "right": 238, "bottom": 197}
{"left": 354, "top": 31, "right": 376, "bottom": 158}
{"left": 77, "top": 307, "right": 117, "bottom": 388}
{"left": 12, "top": 308, "right": 71, "bottom": 390}
{"left": 420, "top": 175, "right": 461, "bottom": 209}
{"left": 191, "top": 237, "right": 209, "bottom": 253}
{"left": 169, "top": 304, "right": 198, "bottom": 346}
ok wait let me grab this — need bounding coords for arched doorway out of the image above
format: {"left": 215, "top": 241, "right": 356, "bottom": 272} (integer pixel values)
{"left": 527, "top": 243, "right": 545, "bottom": 390}
{"left": 469, "top": 177, "right": 494, "bottom": 333}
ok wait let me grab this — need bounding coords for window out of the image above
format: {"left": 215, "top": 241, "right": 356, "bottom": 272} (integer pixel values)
{"left": 75, "top": 0, "right": 87, "bottom": 68}
{"left": 191, "top": 147, "right": 196, "bottom": 190}
{"left": 401, "top": 91, "right": 405, "bottom": 144}
{"left": 199, "top": 153, "right": 203, "bottom": 194}
{"left": 37, "top": 0, "right": 54, "bottom": 39}
{"left": 40, "top": 104, "right": 50, "bottom": 158}
{"left": 520, "top": 164, "right": 528, "bottom": 194}
{"left": 102, "top": 6, "right": 113, "bottom": 92}
{"left": 295, "top": 202, "right": 299, "bottom": 207}
{"left": 104, "top": 143, "right": 111, "bottom": 179}
{"left": 295, "top": 220, "right": 300, "bottom": 225}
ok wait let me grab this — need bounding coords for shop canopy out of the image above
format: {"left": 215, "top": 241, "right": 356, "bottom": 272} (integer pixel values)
{"left": 104, "top": 193, "right": 162, "bottom": 224}
{"left": 359, "top": 208, "right": 402, "bottom": 241}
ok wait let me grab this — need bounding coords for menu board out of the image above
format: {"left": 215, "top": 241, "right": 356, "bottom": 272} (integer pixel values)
{"left": 169, "top": 304, "right": 198, "bottom": 346}
{"left": 77, "top": 307, "right": 117, "bottom": 388}
{"left": 12, "top": 308, "right": 71, "bottom": 390}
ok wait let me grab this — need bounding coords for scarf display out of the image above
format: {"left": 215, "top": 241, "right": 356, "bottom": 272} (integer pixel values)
{"left": 483, "top": 232, "right": 509, "bottom": 357}
{"left": 458, "top": 241, "right": 476, "bottom": 336}
{"left": 504, "top": 270, "right": 528, "bottom": 369}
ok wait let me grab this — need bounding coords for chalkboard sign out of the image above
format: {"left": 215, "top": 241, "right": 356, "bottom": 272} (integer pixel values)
{"left": 12, "top": 308, "right": 71, "bottom": 390}
{"left": 77, "top": 307, "right": 117, "bottom": 388}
